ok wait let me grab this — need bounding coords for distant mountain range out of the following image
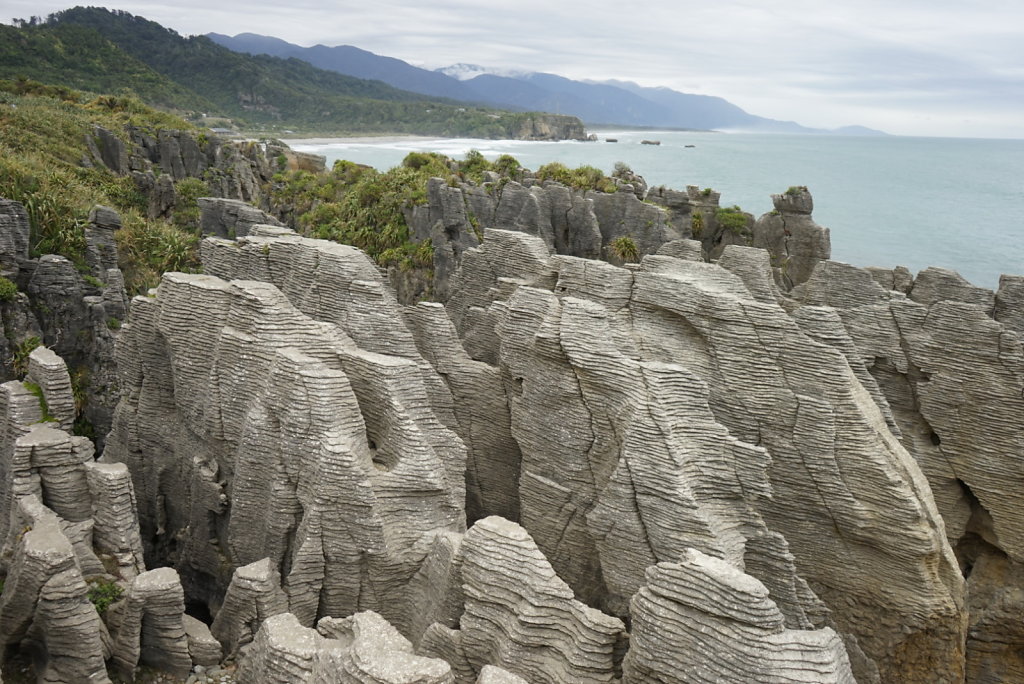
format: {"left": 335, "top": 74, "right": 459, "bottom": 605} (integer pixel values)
{"left": 209, "top": 33, "right": 887, "bottom": 136}
{"left": 0, "top": 8, "right": 586, "bottom": 139}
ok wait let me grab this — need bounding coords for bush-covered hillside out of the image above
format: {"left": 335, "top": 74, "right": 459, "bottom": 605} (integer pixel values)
{"left": 0, "top": 79, "right": 202, "bottom": 291}
{"left": 0, "top": 8, "right": 587, "bottom": 138}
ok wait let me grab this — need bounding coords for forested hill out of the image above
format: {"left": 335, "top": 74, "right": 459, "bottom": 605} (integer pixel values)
{"left": 0, "top": 8, "right": 587, "bottom": 139}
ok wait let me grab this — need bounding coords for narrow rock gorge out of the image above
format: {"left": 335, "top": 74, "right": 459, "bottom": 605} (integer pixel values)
{"left": 0, "top": 159, "right": 1021, "bottom": 683}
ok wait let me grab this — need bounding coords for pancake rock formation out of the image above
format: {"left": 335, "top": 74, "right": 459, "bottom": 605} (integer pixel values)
{"left": 1, "top": 177, "right": 1022, "bottom": 684}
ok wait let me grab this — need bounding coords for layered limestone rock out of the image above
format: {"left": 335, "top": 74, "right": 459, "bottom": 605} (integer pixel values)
{"left": 0, "top": 198, "right": 126, "bottom": 446}
{"left": 198, "top": 197, "right": 283, "bottom": 239}
{"left": 419, "top": 517, "right": 625, "bottom": 684}
{"left": 111, "top": 567, "right": 193, "bottom": 677}
{"left": 448, "top": 230, "right": 965, "bottom": 682}
{"left": 26, "top": 346, "right": 76, "bottom": 432}
{"left": 405, "top": 176, "right": 686, "bottom": 303}
{"left": 211, "top": 558, "right": 290, "bottom": 657}
{"left": 237, "top": 611, "right": 453, "bottom": 683}
{"left": 0, "top": 496, "right": 111, "bottom": 684}
{"left": 476, "top": 666, "right": 527, "bottom": 684}
{"left": 0, "top": 198, "right": 30, "bottom": 276}
{"left": 84, "top": 461, "right": 146, "bottom": 580}
{"left": 752, "top": 186, "right": 831, "bottom": 288}
{"left": 103, "top": 252, "right": 464, "bottom": 630}
{"left": 8, "top": 162, "right": 1012, "bottom": 682}
{"left": 404, "top": 303, "right": 521, "bottom": 522}
{"left": 88, "top": 125, "right": 279, "bottom": 208}
{"left": 184, "top": 614, "right": 223, "bottom": 668}
{"left": 622, "top": 550, "right": 855, "bottom": 683}
{"left": 3, "top": 425, "right": 95, "bottom": 536}
{"left": 996, "top": 274, "right": 1024, "bottom": 336}
{"left": 790, "top": 257, "right": 1024, "bottom": 683}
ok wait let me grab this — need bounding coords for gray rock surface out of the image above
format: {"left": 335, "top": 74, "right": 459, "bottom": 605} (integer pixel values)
{"left": 84, "top": 461, "right": 146, "bottom": 580}
{"left": 656, "top": 238, "right": 704, "bottom": 261}
{"left": 475, "top": 666, "right": 527, "bottom": 684}
{"left": 0, "top": 496, "right": 111, "bottom": 684}
{"left": 85, "top": 205, "right": 122, "bottom": 276}
{"left": 237, "top": 611, "right": 453, "bottom": 683}
{"left": 419, "top": 516, "right": 625, "bottom": 683}
{"left": 909, "top": 266, "right": 995, "bottom": 309}
{"left": 995, "top": 274, "right": 1024, "bottom": 336}
{"left": 866, "top": 265, "right": 914, "bottom": 294}
{"left": 448, "top": 230, "right": 965, "bottom": 682}
{"left": 103, "top": 249, "right": 464, "bottom": 630}
{"left": 198, "top": 197, "right": 283, "bottom": 239}
{"left": 111, "top": 566, "right": 193, "bottom": 677}
{"left": 404, "top": 303, "right": 521, "bottom": 522}
{"left": 210, "top": 558, "right": 290, "bottom": 657}
{"left": 622, "top": 549, "right": 855, "bottom": 683}
{"left": 791, "top": 258, "right": 1024, "bottom": 682}
{"left": 184, "top": 614, "right": 223, "bottom": 668}
{"left": 752, "top": 187, "right": 831, "bottom": 288}
{"left": 8, "top": 152, "right": 1019, "bottom": 682}
{"left": 0, "top": 198, "right": 30, "bottom": 276}
{"left": 26, "top": 346, "right": 76, "bottom": 432}
{"left": 87, "top": 125, "right": 129, "bottom": 175}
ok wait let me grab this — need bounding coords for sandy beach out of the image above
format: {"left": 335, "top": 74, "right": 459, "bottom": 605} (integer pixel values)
{"left": 280, "top": 135, "right": 438, "bottom": 145}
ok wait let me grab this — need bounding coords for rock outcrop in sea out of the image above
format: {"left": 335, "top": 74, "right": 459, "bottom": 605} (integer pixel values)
{"left": 0, "top": 160, "right": 1021, "bottom": 683}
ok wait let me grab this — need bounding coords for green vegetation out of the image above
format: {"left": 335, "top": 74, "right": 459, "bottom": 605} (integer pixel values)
{"left": 691, "top": 212, "right": 705, "bottom": 238}
{"left": 716, "top": 205, "right": 749, "bottom": 233}
{"left": 785, "top": 185, "right": 806, "bottom": 196}
{"left": 23, "top": 380, "right": 58, "bottom": 423}
{"left": 493, "top": 154, "right": 522, "bottom": 177}
{"left": 701, "top": 187, "right": 713, "bottom": 197}
{"left": 86, "top": 578, "right": 123, "bottom": 615}
{"left": 11, "top": 337, "right": 41, "bottom": 377}
{"left": 0, "top": 276, "right": 18, "bottom": 302}
{"left": 171, "top": 177, "right": 208, "bottom": 229}
{"left": 535, "top": 162, "right": 618, "bottom": 193}
{"left": 0, "top": 81, "right": 202, "bottom": 292}
{"left": 0, "top": 9, "right": 583, "bottom": 139}
{"left": 270, "top": 152, "right": 455, "bottom": 274}
{"left": 609, "top": 235, "right": 640, "bottom": 263}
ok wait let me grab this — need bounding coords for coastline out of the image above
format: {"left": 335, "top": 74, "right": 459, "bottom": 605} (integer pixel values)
{"left": 281, "top": 134, "right": 439, "bottom": 145}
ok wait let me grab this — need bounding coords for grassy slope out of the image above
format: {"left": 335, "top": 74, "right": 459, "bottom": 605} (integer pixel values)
{"left": 0, "top": 81, "right": 202, "bottom": 292}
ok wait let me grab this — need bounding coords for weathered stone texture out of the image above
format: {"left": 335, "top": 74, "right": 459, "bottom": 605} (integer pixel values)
{"left": 0, "top": 496, "right": 110, "bottom": 684}
{"left": 791, "top": 258, "right": 1024, "bottom": 683}
{"left": 198, "top": 197, "right": 283, "bottom": 239}
{"left": 0, "top": 198, "right": 30, "bottom": 275}
{"left": 419, "top": 517, "right": 625, "bottom": 684}
{"left": 111, "top": 567, "right": 193, "bottom": 677}
{"left": 210, "top": 557, "right": 290, "bottom": 657}
{"left": 752, "top": 187, "right": 831, "bottom": 288}
{"left": 237, "top": 611, "right": 453, "bottom": 683}
{"left": 447, "top": 230, "right": 965, "bottom": 682}
{"left": 104, "top": 240, "right": 465, "bottom": 631}
{"left": 622, "top": 550, "right": 856, "bottom": 683}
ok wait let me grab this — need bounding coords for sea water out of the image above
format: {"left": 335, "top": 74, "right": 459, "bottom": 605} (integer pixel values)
{"left": 287, "top": 130, "right": 1024, "bottom": 289}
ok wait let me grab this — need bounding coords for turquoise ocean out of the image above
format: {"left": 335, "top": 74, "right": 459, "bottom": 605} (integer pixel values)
{"left": 288, "top": 130, "right": 1024, "bottom": 289}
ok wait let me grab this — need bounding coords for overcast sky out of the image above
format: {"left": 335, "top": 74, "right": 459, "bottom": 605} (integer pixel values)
{"left": 8, "top": 1, "right": 1024, "bottom": 138}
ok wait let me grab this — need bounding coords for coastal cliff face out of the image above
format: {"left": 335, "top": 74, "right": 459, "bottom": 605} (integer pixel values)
{"left": 1, "top": 170, "right": 1022, "bottom": 683}
{"left": 507, "top": 113, "right": 588, "bottom": 141}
